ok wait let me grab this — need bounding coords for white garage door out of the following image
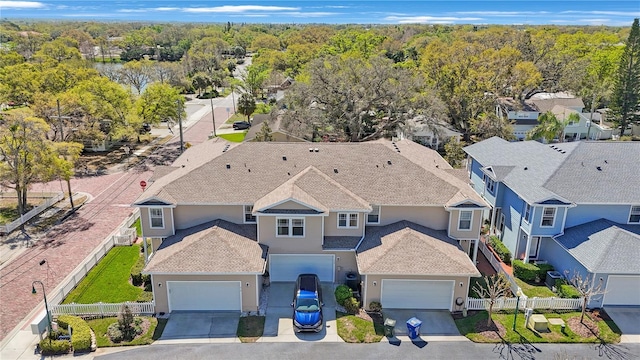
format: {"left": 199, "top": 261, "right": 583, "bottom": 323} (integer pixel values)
{"left": 604, "top": 276, "right": 640, "bottom": 306}
{"left": 269, "top": 254, "right": 334, "bottom": 282}
{"left": 381, "top": 280, "right": 454, "bottom": 310}
{"left": 167, "top": 281, "right": 241, "bottom": 312}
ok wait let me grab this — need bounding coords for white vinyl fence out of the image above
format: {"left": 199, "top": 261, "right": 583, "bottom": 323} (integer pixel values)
{"left": 466, "top": 296, "right": 583, "bottom": 311}
{"left": 51, "top": 301, "right": 154, "bottom": 317}
{"left": 0, "top": 192, "right": 64, "bottom": 234}
{"left": 478, "top": 239, "right": 520, "bottom": 295}
{"left": 114, "top": 228, "right": 137, "bottom": 246}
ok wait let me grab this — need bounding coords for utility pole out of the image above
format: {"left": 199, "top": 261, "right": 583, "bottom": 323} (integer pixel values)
{"left": 210, "top": 97, "right": 217, "bottom": 137}
{"left": 177, "top": 101, "right": 184, "bottom": 153}
{"left": 57, "top": 99, "right": 64, "bottom": 141}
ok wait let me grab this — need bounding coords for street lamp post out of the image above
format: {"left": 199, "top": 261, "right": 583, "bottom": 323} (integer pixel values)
{"left": 32, "top": 280, "right": 53, "bottom": 343}
{"left": 513, "top": 288, "right": 523, "bottom": 331}
{"left": 176, "top": 100, "right": 184, "bottom": 154}
{"left": 209, "top": 97, "right": 217, "bottom": 137}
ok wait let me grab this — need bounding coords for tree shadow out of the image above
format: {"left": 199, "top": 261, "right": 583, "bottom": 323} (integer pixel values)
{"left": 585, "top": 318, "right": 634, "bottom": 360}
{"left": 492, "top": 330, "right": 541, "bottom": 360}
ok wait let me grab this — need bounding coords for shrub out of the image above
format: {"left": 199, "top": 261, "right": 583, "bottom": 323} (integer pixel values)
{"left": 56, "top": 315, "right": 91, "bottom": 352}
{"left": 130, "top": 254, "right": 150, "bottom": 286}
{"left": 107, "top": 323, "right": 124, "bottom": 343}
{"left": 343, "top": 297, "right": 360, "bottom": 315}
{"left": 136, "top": 289, "right": 153, "bottom": 302}
{"left": 512, "top": 260, "right": 540, "bottom": 282}
{"left": 369, "top": 301, "right": 382, "bottom": 312}
{"left": 39, "top": 339, "right": 71, "bottom": 355}
{"left": 487, "top": 236, "right": 512, "bottom": 265}
{"left": 334, "top": 285, "right": 352, "bottom": 306}
{"left": 555, "top": 279, "right": 581, "bottom": 298}
{"left": 536, "top": 264, "right": 555, "bottom": 282}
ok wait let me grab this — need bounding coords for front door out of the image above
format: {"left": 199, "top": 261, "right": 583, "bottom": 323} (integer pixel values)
{"left": 528, "top": 236, "right": 540, "bottom": 259}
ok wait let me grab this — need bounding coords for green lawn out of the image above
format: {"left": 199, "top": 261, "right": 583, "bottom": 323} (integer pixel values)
{"left": 237, "top": 316, "right": 265, "bottom": 343}
{"left": 63, "top": 245, "right": 143, "bottom": 304}
{"left": 515, "top": 278, "right": 556, "bottom": 298}
{"left": 218, "top": 131, "right": 247, "bottom": 143}
{"left": 130, "top": 218, "right": 142, "bottom": 237}
{"left": 87, "top": 316, "right": 166, "bottom": 347}
{"left": 455, "top": 310, "right": 620, "bottom": 344}
{"left": 336, "top": 312, "right": 384, "bottom": 343}
{"left": 224, "top": 114, "right": 245, "bottom": 124}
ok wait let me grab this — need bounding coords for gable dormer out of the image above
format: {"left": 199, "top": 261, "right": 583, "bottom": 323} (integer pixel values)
{"left": 133, "top": 196, "right": 176, "bottom": 238}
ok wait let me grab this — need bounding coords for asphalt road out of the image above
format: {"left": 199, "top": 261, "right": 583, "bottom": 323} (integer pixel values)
{"left": 95, "top": 341, "right": 640, "bottom": 360}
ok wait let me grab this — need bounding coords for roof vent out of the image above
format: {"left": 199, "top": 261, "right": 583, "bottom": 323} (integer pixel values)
{"left": 387, "top": 160, "right": 392, "bottom": 165}
{"left": 282, "top": 156, "right": 287, "bottom": 161}
{"left": 524, "top": 167, "right": 528, "bottom": 170}
{"left": 604, "top": 160, "right": 608, "bottom": 164}
{"left": 181, "top": 164, "right": 185, "bottom": 168}
{"left": 334, "top": 168, "right": 339, "bottom": 173}
{"left": 226, "top": 164, "right": 231, "bottom": 169}
{"left": 309, "top": 148, "right": 313, "bottom": 152}
{"left": 248, "top": 169, "right": 251, "bottom": 172}
{"left": 597, "top": 166, "right": 602, "bottom": 171}
{"left": 314, "top": 148, "right": 319, "bottom": 152}
{"left": 287, "top": 172, "right": 290, "bottom": 176}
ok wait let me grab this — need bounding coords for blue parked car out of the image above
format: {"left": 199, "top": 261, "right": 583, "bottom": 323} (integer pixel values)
{"left": 291, "top": 274, "right": 323, "bottom": 332}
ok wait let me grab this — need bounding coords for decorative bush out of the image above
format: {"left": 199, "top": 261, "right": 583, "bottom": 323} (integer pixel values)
{"left": 487, "top": 236, "right": 512, "bottom": 265}
{"left": 512, "top": 260, "right": 540, "bottom": 282}
{"left": 56, "top": 315, "right": 91, "bottom": 352}
{"left": 39, "top": 339, "right": 71, "bottom": 355}
{"left": 555, "top": 279, "right": 581, "bottom": 298}
{"left": 334, "top": 285, "right": 352, "bottom": 306}
{"left": 130, "top": 254, "right": 150, "bottom": 286}
{"left": 136, "top": 288, "right": 153, "bottom": 302}
{"left": 343, "top": 297, "right": 360, "bottom": 315}
{"left": 368, "top": 301, "right": 382, "bottom": 312}
{"left": 536, "top": 264, "right": 555, "bottom": 282}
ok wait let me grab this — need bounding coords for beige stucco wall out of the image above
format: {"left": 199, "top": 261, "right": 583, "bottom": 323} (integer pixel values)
{"left": 378, "top": 206, "right": 448, "bottom": 230}
{"left": 259, "top": 216, "right": 323, "bottom": 252}
{"left": 362, "top": 274, "right": 470, "bottom": 312}
{"left": 173, "top": 205, "right": 244, "bottom": 229}
{"left": 152, "top": 274, "right": 259, "bottom": 313}
{"left": 324, "top": 212, "right": 364, "bottom": 237}
{"left": 448, "top": 209, "right": 482, "bottom": 239}
{"left": 328, "top": 251, "right": 358, "bottom": 283}
{"left": 140, "top": 207, "right": 174, "bottom": 238}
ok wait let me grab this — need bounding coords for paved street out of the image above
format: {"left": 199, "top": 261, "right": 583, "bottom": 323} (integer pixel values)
{"left": 93, "top": 341, "right": 640, "bottom": 360}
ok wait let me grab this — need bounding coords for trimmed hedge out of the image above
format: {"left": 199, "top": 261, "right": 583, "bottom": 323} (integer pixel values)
{"left": 343, "top": 297, "right": 360, "bottom": 315}
{"left": 555, "top": 279, "right": 581, "bottom": 298}
{"left": 130, "top": 254, "right": 150, "bottom": 287}
{"left": 39, "top": 339, "right": 71, "bottom": 355}
{"left": 513, "top": 260, "right": 555, "bottom": 283}
{"left": 56, "top": 315, "right": 92, "bottom": 352}
{"left": 334, "top": 285, "right": 352, "bottom": 306}
{"left": 369, "top": 301, "right": 382, "bottom": 312}
{"left": 487, "top": 236, "right": 512, "bottom": 265}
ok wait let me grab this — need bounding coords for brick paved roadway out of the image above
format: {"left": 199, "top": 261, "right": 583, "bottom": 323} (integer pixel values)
{"left": 0, "top": 168, "right": 151, "bottom": 341}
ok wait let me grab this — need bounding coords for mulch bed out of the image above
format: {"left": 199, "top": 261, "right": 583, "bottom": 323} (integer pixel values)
{"left": 475, "top": 319, "right": 507, "bottom": 340}
{"left": 567, "top": 316, "right": 599, "bottom": 338}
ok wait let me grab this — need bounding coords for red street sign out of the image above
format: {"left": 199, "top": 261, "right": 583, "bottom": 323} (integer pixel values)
{"left": 140, "top": 180, "right": 147, "bottom": 190}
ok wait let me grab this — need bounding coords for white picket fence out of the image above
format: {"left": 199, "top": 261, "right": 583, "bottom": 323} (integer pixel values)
{"left": 478, "top": 239, "right": 520, "bottom": 295}
{"left": 113, "top": 228, "right": 137, "bottom": 246}
{"left": 466, "top": 296, "right": 583, "bottom": 311}
{"left": 51, "top": 301, "right": 155, "bottom": 317}
{"left": 0, "top": 192, "right": 64, "bottom": 234}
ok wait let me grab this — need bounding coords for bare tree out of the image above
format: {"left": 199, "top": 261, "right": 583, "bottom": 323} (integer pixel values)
{"left": 473, "top": 273, "right": 511, "bottom": 326}
{"left": 565, "top": 270, "right": 606, "bottom": 323}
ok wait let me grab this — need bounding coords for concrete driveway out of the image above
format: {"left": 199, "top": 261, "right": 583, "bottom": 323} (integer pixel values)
{"left": 157, "top": 312, "right": 241, "bottom": 344}
{"left": 259, "top": 282, "right": 340, "bottom": 342}
{"left": 605, "top": 306, "right": 640, "bottom": 343}
{"left": 381, "top": 310, "right": 467, "bottom": 342}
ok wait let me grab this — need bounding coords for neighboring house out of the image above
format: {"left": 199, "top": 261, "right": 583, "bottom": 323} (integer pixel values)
{"left": 398, "top": 118, "right": 462, "bottom": 149}
{"left": 550, "top": 106, "right": 612, "bottom": 141}
{"left": 464, "top": 137, "right": 640, "bottom": 307}
{"left": 134, "top": 139, "right": 486, "bottom": 314}
{"left": 244, "top": 114, "right": 307, "bottom": 142}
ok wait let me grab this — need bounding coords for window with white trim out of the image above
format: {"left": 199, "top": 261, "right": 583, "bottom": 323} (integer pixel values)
{"left": 524, "top": 204, "right": 532, "bottom": 223}
{"left": 276, "top": 218, "right": 304, "bottom": 237}
{"left": 629, "top": 206, "right": 640, "bottom": 223}
{"left": 484, "top": 175, "right": 496, "bottom": 194}
{"left": 541, "top": 207, "right": 556, "bottom": 227}
{"left": 149, "top": 208, "right": 164, "bottom": 228}
{"left": 367, "top": 206, "right": 380, "bottom": 224}
{"left": 458, "top": 210, "right": 472, "bottom": 230}
{"left": 338, "top": 213, "right": 358, "bottom": 228}
{"left": 244, "top": 205, "right": 256, "bottom": 223}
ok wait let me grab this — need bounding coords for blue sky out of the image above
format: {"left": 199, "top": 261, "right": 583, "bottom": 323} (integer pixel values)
{"left": 0, "top": 1, "right": 639, "bottom": 26}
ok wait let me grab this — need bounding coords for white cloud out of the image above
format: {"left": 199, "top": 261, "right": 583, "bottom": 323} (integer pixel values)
{"left": 0, "top": 1, "right": 45, "bottom": 9}
{"left": 283, "top": 12, "right": 336, "bottom": 18}
{"left": 561, "top": 10, "right": 640, "bottom": 17}
{"left": 154, "top": 7, "right": 179, "bottom": 12}
{"left": 456, "top": 11, "right": 549, "bottom": 16}
{"left": 183, "top": 5, "right": 299, "bottom": 14}
{"left": 385, "top": 15, "right": 482, "bottom": 24}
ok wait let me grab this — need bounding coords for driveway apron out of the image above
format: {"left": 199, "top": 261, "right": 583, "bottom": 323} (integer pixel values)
{"left": 160, "top": 312, "right": 240, "bottom": 340}
{"left": 604, "top": 306, "right": 640, "bottom": 343}
{"left": 381, "top": 310, "right": 467, "bottom": 341}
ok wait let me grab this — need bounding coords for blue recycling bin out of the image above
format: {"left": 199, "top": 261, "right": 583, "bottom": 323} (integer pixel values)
{"left": 406, "top": 317, "right": 422, "bottom": 339}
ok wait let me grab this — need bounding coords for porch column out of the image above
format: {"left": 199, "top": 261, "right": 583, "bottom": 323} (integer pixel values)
{"left": 523, "top": 233, "right": 532, "bottom": 264}
{"left": 489, "top": 207, "right": 496, "bottom": 235}
{"left": 472, "top": 238, "right": 479, "bottom": 264}
{"left": 143, "top": 237, "right": 148, "bottom": 264}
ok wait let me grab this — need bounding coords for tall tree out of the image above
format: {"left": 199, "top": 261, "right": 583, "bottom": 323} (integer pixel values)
{"left": 254, "top": 122, "right": 274, "bottom": 141}
{"left": 469, "top": 112, "right": 515, "bottom": 141}
{"left": 135, "top": 83, "right": 183, "bottom": 127}
{"left": 237, "top": 93, "right": 256, "bottom": 121}
{"left": 119, "top": 59, "right": 153, "bottom": 95}
{"left": 611, "top": 18, "right": 640, "bottom": 137}
{"left": 0, "top": 110, "right": 63, "bottom": 215}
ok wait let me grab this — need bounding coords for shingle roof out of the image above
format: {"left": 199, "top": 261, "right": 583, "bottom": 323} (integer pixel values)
{"left": 554, "top": 219, "right": 640, "bottom": 274}
{"left": 530, "top": 98, "right": 584, "bottom": 113}
{"left": 356, "top": 221, "right": 480, "bottom": 276}
{"left": 464, "top": 138, "right": 640, "bottom": 204}
{"left": 323, "top": 236, "right": 361, "bottom": 250}
{"left": 143, "top": 220, "right": 267, "bottom": 274}
{"left": 137, "top": 139, "right": 485, "bottom": 207}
